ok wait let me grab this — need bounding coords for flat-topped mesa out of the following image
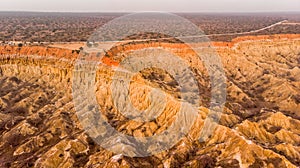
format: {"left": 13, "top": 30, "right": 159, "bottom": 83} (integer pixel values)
{"left": 0, "top": 46, "right": 79, "bottom": 87}
{"left": 1, "top": 33, "right": 299, "bottom": 63}
{"left": 212, "top": 34, "right": 300, "bottom": 47}
{"left": 231, "top": 34, "right": 300, "bottom": 43}
{"left": 0, "top": 34, "right": 299, "bottom": 87}
{"left": 102, "top": 34, "right": 300, "bottom": 62}
{"left": 0, "top": 45, "right": 78, "bottom": 60}
{"left": 0, "top": 34, "right": 299, "bottom": 89}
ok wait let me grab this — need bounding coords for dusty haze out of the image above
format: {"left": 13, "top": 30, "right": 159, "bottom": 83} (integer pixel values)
{"left": 1, "top": 0, "right": 300, "bottom": 12}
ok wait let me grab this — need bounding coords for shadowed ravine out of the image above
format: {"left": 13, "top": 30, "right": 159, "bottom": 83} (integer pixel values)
{"left": 0, "top": 35, "right": 300, "bottom": 167}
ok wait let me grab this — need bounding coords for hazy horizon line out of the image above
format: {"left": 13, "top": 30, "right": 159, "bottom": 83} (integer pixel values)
{"left": 1, "top": 10, "right": 300, "bottom": 14}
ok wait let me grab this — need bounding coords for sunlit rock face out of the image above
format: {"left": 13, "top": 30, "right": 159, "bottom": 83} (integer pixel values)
{"left": 0, "top": 35, "right": 300, "bottom": 168}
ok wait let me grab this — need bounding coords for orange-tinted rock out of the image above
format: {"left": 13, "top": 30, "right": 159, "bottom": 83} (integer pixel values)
{"left": 0, "top": 34, "right": 299, "bottom": 167}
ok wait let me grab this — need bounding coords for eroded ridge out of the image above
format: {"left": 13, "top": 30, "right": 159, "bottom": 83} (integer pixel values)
{"left": 0, "top": 35, "right": 299, "bottom": 167}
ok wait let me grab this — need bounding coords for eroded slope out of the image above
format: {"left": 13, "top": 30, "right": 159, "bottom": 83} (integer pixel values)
{"left": 0, "top": 35, "right": 299, "bottom": 168}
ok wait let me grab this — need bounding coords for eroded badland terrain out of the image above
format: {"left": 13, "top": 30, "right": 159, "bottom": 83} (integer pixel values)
{"left": 0, "top": 13, "right": 300, "bottom": 168}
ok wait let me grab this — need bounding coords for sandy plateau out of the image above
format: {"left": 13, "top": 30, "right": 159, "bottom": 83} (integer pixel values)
{"left": 0, "top": 34, "right": 300, "bottom": 168}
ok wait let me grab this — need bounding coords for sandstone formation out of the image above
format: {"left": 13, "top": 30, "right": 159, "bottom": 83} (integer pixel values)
{"left": 0, "top": 34, "right": 299, "bottom": 167}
